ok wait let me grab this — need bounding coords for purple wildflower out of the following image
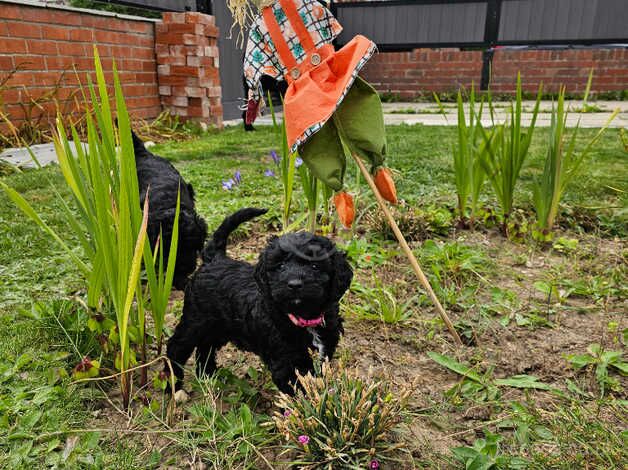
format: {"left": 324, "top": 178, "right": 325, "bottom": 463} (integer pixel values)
{"left": 370, "top": 459, "right": 380, "bottom": 469}
{"left": 295, "top": 157, "right": 303, "bottom": 168}
{"left": 283, "top": 409, "right": 292, "bottom": 418}
{"left": 270, "top": 150, "right": 280, "bottom": 165}
{"left": 222, "top": 178, "right": 235, "bottom": 190}
{"left": 297, "top": 435, "right": 310, "bottom": 445}
{"left": 264, "top": 168, "right": 276, "bottom": 177}
{"left": 234, "top": 170, "right": 242, "bottom": 184}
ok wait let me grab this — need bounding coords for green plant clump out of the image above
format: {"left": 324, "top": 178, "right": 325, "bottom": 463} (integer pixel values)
{"left": 273, "top": 363, "right": 409, "bottom": 468}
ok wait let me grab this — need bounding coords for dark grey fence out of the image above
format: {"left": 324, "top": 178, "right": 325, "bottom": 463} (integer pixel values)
{"left": 498, "top": 0, "right": 628, "bottom": 44}
{"left": 332, "top": 0, "right": 628, "bottom": 49}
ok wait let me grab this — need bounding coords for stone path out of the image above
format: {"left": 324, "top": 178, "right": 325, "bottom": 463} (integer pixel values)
{"left": 224, "top": 100, "right": 628, "bottom": 128}
{"left": 0, "top": 141, "right": 87, "bottom": 169}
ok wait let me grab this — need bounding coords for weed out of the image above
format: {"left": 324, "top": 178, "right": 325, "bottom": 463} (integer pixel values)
{"left": 341, "top": 237, "right": 399, "bottom": 269}
{"left": 350, "top": 279, "right": 416, "bottom": 324}
{"left": 364, "top": 204, "right": 453, "bottom": 241}
{"left": 452, "top": 431, "right": 529, "bottom": 469}
{"left": 566, "top": 343, "right": 627, "bottom": 396}
{"left": 419, "top": 240, "right": 489, "bottom": 288}
{"left": 428, "top": 352, "right": 554, "bottom": 405}
{"left": 274, "top": 362, "right": 409, "bottom": 468}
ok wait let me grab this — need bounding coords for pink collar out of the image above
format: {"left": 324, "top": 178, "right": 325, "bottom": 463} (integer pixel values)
{"left": 288, "top": 313, "right": 325, "bottom": 328}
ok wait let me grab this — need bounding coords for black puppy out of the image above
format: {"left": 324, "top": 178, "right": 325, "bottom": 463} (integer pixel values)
{"left": 132, "top": 132, "right": 208, "bottom": 290}
{"left": 166, "top": 208, "right": 353, "bottom": 394}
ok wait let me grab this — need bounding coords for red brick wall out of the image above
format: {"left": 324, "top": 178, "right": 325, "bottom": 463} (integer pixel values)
{"left": 361, "top": 49, "right": 483, "bottom": 98}
{"left": 0, "top": 2, "right": 161, "bottom": 130}
{"left": 490, "top": 48, "right": 628, "bottom": 94}
{"left": 362, "top": 47, "right": 628, "bottom": 98}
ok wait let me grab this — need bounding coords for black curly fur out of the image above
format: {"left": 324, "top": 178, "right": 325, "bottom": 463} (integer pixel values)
{"left": 166, "top": 208, "right": 353, "bottom": 394}
{"left": 132, "top": 131, "right": 208, "bottom": 290}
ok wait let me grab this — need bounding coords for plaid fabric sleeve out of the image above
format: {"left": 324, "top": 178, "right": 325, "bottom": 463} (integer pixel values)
{"left": 243, "top": 19, "right": 283, "bottom": 101}
{"left": 301, "top": 0, "right": 343, "bottom": 43}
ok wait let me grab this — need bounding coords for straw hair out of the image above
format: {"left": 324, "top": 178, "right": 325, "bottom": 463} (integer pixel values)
{"left": 228, "top": 0, "right": 275, "bottom": 44}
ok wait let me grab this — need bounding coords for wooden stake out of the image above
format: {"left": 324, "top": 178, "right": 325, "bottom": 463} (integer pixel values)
{"left": 351, "top": 153, "right": 463, "bottom": 346}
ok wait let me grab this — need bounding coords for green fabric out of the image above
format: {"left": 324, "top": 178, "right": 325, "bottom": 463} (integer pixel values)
{"left": 299, "top": 76, "right": 387, "bottom": 191}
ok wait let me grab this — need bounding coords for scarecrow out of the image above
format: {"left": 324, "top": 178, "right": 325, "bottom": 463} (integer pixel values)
{"left": 239, "top": 0, "right": 397, "bottom": 228}
{"left": 229, "top": 0, "right": 462, "bottom": 345}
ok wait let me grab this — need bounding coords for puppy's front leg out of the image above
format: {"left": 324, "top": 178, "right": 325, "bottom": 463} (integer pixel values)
{"left": 267, "top": 352, "right": 313, "bottom": 395}
{"left": 315, "top": 312, "right": 343, "bottom": 360}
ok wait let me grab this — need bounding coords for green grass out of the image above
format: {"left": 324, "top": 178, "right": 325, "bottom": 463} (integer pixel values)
{"left": 1, "top": 124, "right": 625, "bottom": 468}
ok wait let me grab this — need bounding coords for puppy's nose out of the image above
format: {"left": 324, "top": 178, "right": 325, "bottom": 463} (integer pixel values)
{"left": 287, "top": 279, "right": 303, "bottom": 290}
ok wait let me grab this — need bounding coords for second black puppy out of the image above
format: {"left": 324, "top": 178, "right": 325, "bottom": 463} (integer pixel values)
{"left": 166, "top": 208, "right": 353, "bottom": 394}
{"left": 133, "top": 132, "right": 208, "bottom": 290}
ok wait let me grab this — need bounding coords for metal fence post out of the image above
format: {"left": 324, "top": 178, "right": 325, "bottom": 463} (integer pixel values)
{"left": 481, "top": 0, "right": 502, "bottom": 90}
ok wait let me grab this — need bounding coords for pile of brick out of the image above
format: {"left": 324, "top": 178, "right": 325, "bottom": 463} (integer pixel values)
{"left": 155, "top": 12, "right": 222, "bottom": 127}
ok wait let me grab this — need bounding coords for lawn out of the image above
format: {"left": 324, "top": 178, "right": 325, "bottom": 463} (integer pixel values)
{"left": 0, "top": 124, "right": 626, "bottom": 468}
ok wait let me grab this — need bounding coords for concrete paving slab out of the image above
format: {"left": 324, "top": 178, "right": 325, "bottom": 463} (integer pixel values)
{"left": 0, "top": 141, "right": 87, "bottom": 169}
{"left": 224, "top": 100, "right": 627, "bottom": 128}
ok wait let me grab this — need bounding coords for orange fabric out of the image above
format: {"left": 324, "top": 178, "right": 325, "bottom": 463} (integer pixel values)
{"left": 374, "top": 168, "right": 397, "bottom": 204}
{"left": 261, "top": 1, "right": 375, "bottom": 149}
{"left": 280, "top": 0, "right": 316, "bottom": 52}
{"left": 283, "top": 35, "right": 374, "bottom": 148}
{"left": 333, "top": 191, "right": 355, "bottom": 228}
{"left": 262, "top": 7, "right": 298, "bottom": 73}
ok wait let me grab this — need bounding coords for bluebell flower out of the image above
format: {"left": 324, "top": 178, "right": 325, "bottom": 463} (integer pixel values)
{"left": 295, "top": 157, "right": 303, "bottom": 168}
{"left": 234, "top": 170, "right": 242, "bottom": 184}
{"left": 222, "top": 178, "right": 235, "bottom": 190}
{"left": 270, "top": 150, "right": 280, "bottom": 165}
{"left": 264, "top": 169, "right": 276, "bottom": 177}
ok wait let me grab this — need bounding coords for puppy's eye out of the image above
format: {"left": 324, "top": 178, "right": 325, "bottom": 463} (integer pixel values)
{"left": 311, "top": 263, "right": 319, "bottom": 270}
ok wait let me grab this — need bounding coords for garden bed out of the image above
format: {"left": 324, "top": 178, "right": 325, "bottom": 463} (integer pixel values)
{"left": 0, "top": 124, "right": 625, "bottom": 468}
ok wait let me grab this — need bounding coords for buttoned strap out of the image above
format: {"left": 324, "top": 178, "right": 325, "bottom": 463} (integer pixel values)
{"left": 262, "top": 6, "right": 298, "bottom": 74}
{"left": 279, "top": 0, "right": 316, "bottom": 53}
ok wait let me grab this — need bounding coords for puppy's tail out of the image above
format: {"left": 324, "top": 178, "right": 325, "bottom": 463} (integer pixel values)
{"left": 202, "top": 208, "right": 268, "bottom": 262}
{"left": 130, "top": 129, "right": 147, "bottom": 156}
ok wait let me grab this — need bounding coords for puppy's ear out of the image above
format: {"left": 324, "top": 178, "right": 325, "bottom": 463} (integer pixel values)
{"left": 330, "top": 250, "right": 353, "bottom": 302}
{"left": 254, "top": 236, "right": 278, "bottom": 297}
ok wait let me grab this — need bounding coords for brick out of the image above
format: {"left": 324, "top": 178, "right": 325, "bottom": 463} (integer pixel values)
{"left": 183, "top": 86, "right": 204, "bottom": 97}
{"left": 0, "top": 38, "right": 28, "bottom": 54}
{"left": 159, "top": 85, "right": 171, "bottom": 96}
{"left": 183, "top": 12, "right": 214, "bottom": 25}
{"left": 157, "top": 55, "right": 186, "bottom": 66}
{"left": 170, "top": 65, "right": 199, "bottom": 76}
{"left": 162, "top": 96, "right": 187, "bottom": 107}
{"left": 206, "top": 86, "right": 221, "bottom": 98}
{"left": 132, "top": 47, "right": 155, "bottom": 61}
{"left": 157, "top": 64, "right": 170, "bottom": 75}
{"left": 39, "top": 24, "right": 70, "bottom": 41}
{"left": 168, "top": 23, "right": 205, "bottom": 35}
{"left": 203, "top": 25, "right": 219, "bottom": 37}
{"left": 158, "top": 75, "right": 189, "bottom": 86}
{"left": 26, "top": 40, "right": 57, "bottom": 55}
{"left": 182, "top": 34, "right": 208, "bottom": 46}
{"left": 0, "top": 56, "right": 14, "bottom": 70}
{"left": 155, "top": 22, "right": 169, "bottom": 34}
{"left": 70, "top": 29, "right": 95, "bottom": 42}
{"left": 204, "top": 46, "right": 219, "bottom": 57}
{"left": 6, "top": 21, "right": 42, "bottom": 39}
{"left": 0, "top": 5, "right": 22, "bottom": 20}
{"left": 14, "top": 56, "right": 47, "bottom": 71}
{"left": 162, "top": 12, "right": 186, "bottom": 24}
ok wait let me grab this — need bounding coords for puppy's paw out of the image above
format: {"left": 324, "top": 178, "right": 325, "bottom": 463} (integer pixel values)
{"left": 174, "top": 389, "right": 189, "bottom": 404}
